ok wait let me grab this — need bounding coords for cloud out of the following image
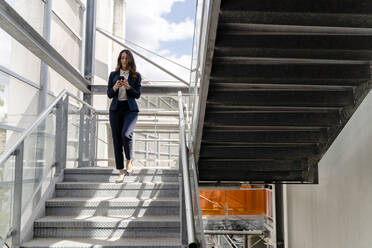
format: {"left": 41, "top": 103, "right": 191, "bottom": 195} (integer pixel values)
{"left": 126, "top": 0, "right": 194, "bottom": 50}
{"left": 125, "top": 0, "right": 195, "bottom": 84}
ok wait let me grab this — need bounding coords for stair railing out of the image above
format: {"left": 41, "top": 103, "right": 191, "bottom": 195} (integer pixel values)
{"left": 178, "top": 91, "right": 206, "bottom": 247}
{"left": 0, "top": 89, "right": 98, "bottom": 247}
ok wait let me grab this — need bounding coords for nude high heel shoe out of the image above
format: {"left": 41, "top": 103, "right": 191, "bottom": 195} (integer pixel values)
{"left": 115, "top": 173, "right": 125, "bottom": 183}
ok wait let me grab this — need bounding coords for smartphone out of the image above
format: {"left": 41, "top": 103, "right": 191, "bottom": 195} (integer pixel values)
{"left": 119, "top": 76, "right": 125, "bottom": 81}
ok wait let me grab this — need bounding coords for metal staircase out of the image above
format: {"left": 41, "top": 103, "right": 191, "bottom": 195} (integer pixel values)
{"left": 21, "top": 167, "right": 181, "bottom": 248}
{"left": 0, "top": 90, "right": 203, "bottom": 248}
{"left": 194, "top": 0, "right": 372, "bottom": 184}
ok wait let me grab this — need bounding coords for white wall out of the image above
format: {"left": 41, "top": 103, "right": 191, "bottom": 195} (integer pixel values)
{"left": 286, "top": 90, "right": 372, "bottom": 248}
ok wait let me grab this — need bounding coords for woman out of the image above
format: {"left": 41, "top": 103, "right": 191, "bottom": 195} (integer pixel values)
{"left": 107, "top": 49, "right": 141, "bottom": 183}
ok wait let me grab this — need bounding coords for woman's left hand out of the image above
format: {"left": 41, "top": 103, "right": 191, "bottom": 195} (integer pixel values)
{"left": 122, "top": 80, "right": 131, "bottom": 90}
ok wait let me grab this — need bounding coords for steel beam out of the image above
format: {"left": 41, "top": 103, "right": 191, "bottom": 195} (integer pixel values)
{"left": 203, "top": 110, "right": 340, "bottom": 127}
{"left": 219, "top": 10, "right": 372, "bottom": 28}
{"left": 211, "top": 63, "right": 370, "bottom": 80}
{"left": 219, "top": 23, "right": 372, "bottom": 35}
{"left": 0, "top": 0, "right": 89, "bottom": 93}
{"left": 198, "top": 159, "right": 307, "bottom": 172}
{"left": 194, "top": 0, "right": 222, "bottom": 163}
{"left": 220, "top": 1, "right": 372, "bottom": 15}
{"left": 216, "top": 34, "right": 372, "bottom": 51}
{"left": 207, "top": 88, "right": 354, "bottom": 107}
{"left": 202, "top": 128, "right": 328, "bottom": 144}
{"left": 199, "top": 144, "right": 319, "bottom": 160}
{"left": 214, "top": 47, "right": 372, "bottom": 62}
{"left": 198, "top": 169, "right": 303, "bottom": 182}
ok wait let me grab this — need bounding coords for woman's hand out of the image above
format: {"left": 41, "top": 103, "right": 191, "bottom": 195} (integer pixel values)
{"left": 122, "top": 79, "right": 131, "bottom": 90}
{"left": 113, "top": 80, "right": 122, "bottom": 91}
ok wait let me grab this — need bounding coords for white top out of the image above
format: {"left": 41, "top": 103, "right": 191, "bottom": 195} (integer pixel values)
{"left": 118, "top": 69, "right": 129, "bottom": 101}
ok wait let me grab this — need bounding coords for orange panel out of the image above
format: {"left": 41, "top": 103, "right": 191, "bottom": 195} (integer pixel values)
{"left": 200, "top": 189, "right": 267, "bottom": 216}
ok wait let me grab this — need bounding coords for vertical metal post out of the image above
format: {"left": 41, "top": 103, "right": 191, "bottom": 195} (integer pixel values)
{"left": 78, "top": 105, "right": 86, "bottom": 167}
{"left": 80, "top": 2, "right": 86, "bottom": 74}
{"left": 83, "top": 0, "right": 97, "bottom": 106}
{"left": 272, "top": 185, "right": 277, "bottom": 248}
{"left": 33, "top": 0, "right": 52, "bottom": 218}
{"left": 244, "top": 234, "right": 248, "bottom": 248}
{"left": 156, "top": 136, "right": 160, "bottom": 167}
{"left": 61, "top": 95, "right": 69, "bottom": 170}
{"left": 145, "top": 134, "right": 148, "bottom": 167}
{"left": 54, "top": 99, "right": 63, "bottom": 176}
{"left": 90, "top": 114, "right": 97, "bottom": 167}
{"left": 275, "top": 184, "right": 285, "bottom": 248}
{"left": 12, "top": 142, "right": 24, "bottom": 248}
{"left": 132, "top": 132, "right": 136, "bottom": 161}
{"left": 168, "top": 132, "right": 171, "bottom": 167}
{"left": 39, "top": 0, "right": 52, "bottom": 113}
{"left": 84, "top": 115, "right": 92, "bottom": 166}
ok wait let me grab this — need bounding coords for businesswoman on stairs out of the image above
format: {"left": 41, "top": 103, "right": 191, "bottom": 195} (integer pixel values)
{"left": 107, "top": 49, "right": 141, "bottom": 183}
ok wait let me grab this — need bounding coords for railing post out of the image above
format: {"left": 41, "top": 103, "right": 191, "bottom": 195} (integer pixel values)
{"left": 78, "top": 105, "right": 87, "bottom": 167}
{"left": 12, "top": 142, "right": 24, "bottom": 248}
{"left": 54, "top": 98, "right": 64, "bottom": 176}
{"left": 145, "top": 134, "right": 149, "bottom": 167}
{"left": 132, "top": 132, "right": 136, "bottom": 161}
{"left": 244, "top": 234, "right": 248, "bottom": 248}
{"left": 61, "top": 95, "right": 69, "bottom": 170}
{"left": 178, "top": 91, "right": 197, "bottom": 247}
{"left": 90, "top": 114, "right": 97, "bottom": 167}
{"left": 179, "top": 144, "right": 187, "bottom": 247}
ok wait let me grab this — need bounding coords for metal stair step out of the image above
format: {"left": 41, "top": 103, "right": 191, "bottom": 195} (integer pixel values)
{"left": 45, "top": 197, "right": 179, "bottom": 216}
{"left": 64, "top": 174, "right": 178, "bottom": 183}
{"left": 56, "top": 182, "right": 179, "bottom": 190}
{"left": 21, "top": 237, "right": 180, "bottom": 247}
{"left": 34, "top": 216, "right": 180, "bottom": 238}
{"left": 55, "top": 182, "right": 179, "bottom": 198}
{"left": 64, "top": 167, "right": 179, "bottom": 175}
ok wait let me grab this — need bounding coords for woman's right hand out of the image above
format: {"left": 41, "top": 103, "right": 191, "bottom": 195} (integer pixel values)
{"left": 113, "top": 80, "right": 122, "bottom": 91}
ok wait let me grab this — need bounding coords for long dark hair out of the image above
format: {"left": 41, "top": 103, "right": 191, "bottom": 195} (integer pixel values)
{"left": 115, "top": 49, "right": 138, "bottom": 80}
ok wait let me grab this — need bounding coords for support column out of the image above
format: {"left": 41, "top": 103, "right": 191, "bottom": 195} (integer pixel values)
{"left": 12, "top": 142, "right": 24, "bottom": 248}
{"left": 34, "top": 0, "right": 52, "bottom": 219}
{"left": 83, "top": 0, "right": 96, "bottom": 106}
{"left": 275, "top": 184, "right": 285, "bottom": 248}
{"left": 39, "top": 0, "right": 52, "bottom": 113}
{"left": 82, "top": 0, "right": 96, "bottom": 166}
{"left": 83, "top": 0, "right": 97, "bottom": 90}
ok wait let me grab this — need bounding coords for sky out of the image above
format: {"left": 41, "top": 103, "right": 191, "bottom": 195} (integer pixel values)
{"left": 125, "top": 0, "right": 197, "bottom": 84}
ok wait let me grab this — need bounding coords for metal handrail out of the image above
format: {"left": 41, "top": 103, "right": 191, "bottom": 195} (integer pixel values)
{"left": 0, "top": 89, "right": 65, "bottom": 165}
{"left": 67, "top": 91, "right": 97, "bottom": 113}
{"left": 0, "top": 89, "right": 98, "bottom": 245}
{"left": 0, "top": 228, "right": 13, "bottom": 248}
{"left": 97, "top": 28, "right": 191, "bottom": 72}
{"left": 178, "top": 91, "right": 197, "bottom": 247}
{"left": 0, "top": 90, "right": 99, "bottom": 166}
{"left": 96, "top": 27, "right": 189, "bottom": 86}
{"left": 204, "top": 230, "right": 264, "bottom": 235}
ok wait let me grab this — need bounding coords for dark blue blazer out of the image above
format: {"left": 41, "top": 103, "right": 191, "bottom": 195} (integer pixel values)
{"left": 107, "top": 70, "right": 141, "bottom": 112}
